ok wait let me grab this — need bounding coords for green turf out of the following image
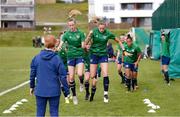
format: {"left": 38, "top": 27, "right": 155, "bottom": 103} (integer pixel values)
{"left": 0, "top": 47, "right": 41, "bottom": 92}
{"left": 0, "top": 47, "right": 180, "bottom": 116}
{"left": 0, "top": 31, "right": 61, "bottom": 47}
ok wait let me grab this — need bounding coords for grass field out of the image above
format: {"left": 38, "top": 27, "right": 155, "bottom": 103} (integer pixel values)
{"left": 0, "top": 29, "right": 129, "bottom": 47}
{"left": 0, "top": 47, "right": 180, "bottom": 116}
{"left": 36, "top": 2, "right": 88, "bottom": 23}
{"left": 0, "top": 31, "right": 60, "bottom": 47}
{"left": 1, "top": 1, "right": 180, "bottom": 116}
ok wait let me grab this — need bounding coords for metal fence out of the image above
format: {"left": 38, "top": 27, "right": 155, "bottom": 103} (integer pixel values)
{"left": 152, "top": 0, "right": 180, "bottom": 30}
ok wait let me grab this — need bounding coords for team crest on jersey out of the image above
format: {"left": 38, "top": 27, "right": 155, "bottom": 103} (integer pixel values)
{"left": 69, "top": 36, "right": 72, "bottom": 39}
{"left": 95, "top": 35, "right": 98, "bottom": 38}
{"left": 76, "top": 35, "right": 80, "bottom": 39}
{"left": 103, "top": 36, "right": 107, "bottom": 39}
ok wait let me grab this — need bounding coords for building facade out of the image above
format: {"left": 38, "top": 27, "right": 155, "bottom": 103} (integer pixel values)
{"left": 88, "top": 0, "right": 164, "bottom": 27}
{"left": 59, "top": 0, "right": 84, "bottom": 3}
{"left": 35, "top": 0, "right": 56, "bottom": 4}
{"left": 0, "top": 0, "right": 35, "bottom": 29}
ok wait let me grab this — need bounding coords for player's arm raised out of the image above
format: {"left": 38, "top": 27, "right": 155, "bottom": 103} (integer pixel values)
{"left": 114, "top": 37, "right": 131, "bottom": 56}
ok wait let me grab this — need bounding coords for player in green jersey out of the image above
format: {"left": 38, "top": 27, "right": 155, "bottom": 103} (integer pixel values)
{"left": 58, "top": 19, "right": 85, "bottom": 105}
{"left": 123, "top": 35, "right": 142, "bottom": 92}
{"left": 161, "top": 32, "right": 170, "bottom": 85}
{"left": 86, "top": 22, "right": 125, "bottom": 103}
{"left": 55, "top": 32, "right": 71, "bottom": 104}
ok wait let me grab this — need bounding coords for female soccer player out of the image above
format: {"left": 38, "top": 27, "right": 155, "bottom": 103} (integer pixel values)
{"left": 123, "top": 35, "right": 142, "bottom": 92}
{"left": 56, "top": 32, "right": 71, "bottom": 104}
{"left": 161, "top": 32, "right": 170, "bottom": 85}
{"left": 58, "top": 18, "right": 85, "bottom": 105}
{"left": 86, "top": 21, "right": 125, "bottom": 103}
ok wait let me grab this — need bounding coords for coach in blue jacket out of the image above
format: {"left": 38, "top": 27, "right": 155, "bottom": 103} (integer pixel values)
{"left": 30, "top": 35, "right": 69, "bottom": 117}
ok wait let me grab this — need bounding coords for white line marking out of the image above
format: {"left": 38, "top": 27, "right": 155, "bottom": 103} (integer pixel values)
{"left": 0, "top": 81, "right": 29, "bottom": 96}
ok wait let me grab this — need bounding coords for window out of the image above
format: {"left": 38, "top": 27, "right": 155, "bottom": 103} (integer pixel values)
{"left": 121, "top": 3, "right": 152, "bottom": 10}
{"left": 16, "top": 0, "right": 33, "bottom": 5}
{"left": 109, "top": 18, "right": 115, "bottom": 23}
{"left": 4, "top": 8, "right": 8, "bottom": 13}
{"left": 16, "top": 8, "right": 31, "bottom": 13}
{"left": 121, "top": 3, "right": 135, "bottom": 10}
{"left": 16, "top": 0, "right": 32, "bottom": 3}
{"left": 121, "top": 17, "right": 134, "bottom": 24}
{"left": 89, "top": 0, "right": 94, "bottom": 5}
{"left": 109, "top": 6, "right": 115, "bottom": 11}
{"left": 103, "top": 4, "right": 115, "bottom": 12}
{"left": 103, "top": 6, "right": 109, "bottom": 12}
{"left": 1, "top": 0, "right": 7, "bottom": 4}
{"left": 137, "top": 3, "right": 152, "bottom": 10}
{"left": 139, "top": 17, "right": 151, "bottom": 26}
{"left": 17, "top": 22, "right": 31, "bottom": 28}
{"left": 1, "top": 7, "right": 17, "bottom": 13}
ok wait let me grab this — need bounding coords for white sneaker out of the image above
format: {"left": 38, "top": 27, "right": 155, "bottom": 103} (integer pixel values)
{"left": 167, "top": 83, "right": 170, "bottom": 86}
{"left": 65, "top": 97, "right": 70, "bottom": 104}
{"left": 80, "top": 84, "right": 84, "bottom": 92}
{"left": 73, "top": 96, "right": 78, "bottom": 105}
{"left": 67, "top": 94, "right": 73, "bottom": 100}
{"left": 104, "top": 95, "right": 109, "bottom": 103}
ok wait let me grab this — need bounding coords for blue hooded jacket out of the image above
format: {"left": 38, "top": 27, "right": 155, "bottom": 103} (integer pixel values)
{"left": 30, "top": 49, "right": 69, "bottom": 97}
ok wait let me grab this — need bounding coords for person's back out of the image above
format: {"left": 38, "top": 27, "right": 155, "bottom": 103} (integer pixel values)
{"left": 31, "top": 50, "right": 65, "bottom": 97}
{"left": 30, "top": 35, "right": 69, "bottom": 117}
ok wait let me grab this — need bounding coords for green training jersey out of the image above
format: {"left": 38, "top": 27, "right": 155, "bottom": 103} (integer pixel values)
{"left": 124, "top": 43, "right": 141, "bottom": 63}
{"left": 161, "top": 36, "right": 170, "bottom": 57}
{"left": 90, "top": 27, "right": 116, "bottom": 56}
{"left": 62, "top": 29, "right": 85, "bottom": 59}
